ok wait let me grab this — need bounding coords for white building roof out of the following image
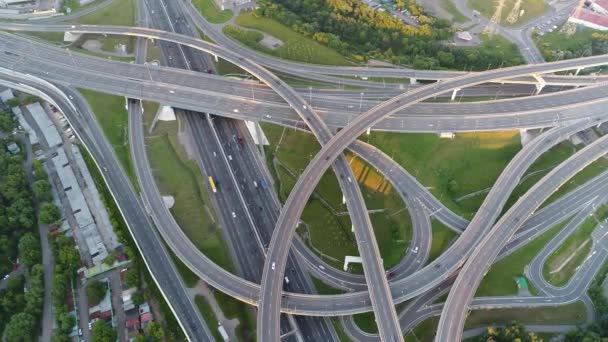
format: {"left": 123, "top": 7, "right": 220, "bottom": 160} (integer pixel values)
{"left": 0, "top": 88, "right": 14, "bottom": 103}
{"left": 26, "top": 102, "right": 62, "bottom": 147}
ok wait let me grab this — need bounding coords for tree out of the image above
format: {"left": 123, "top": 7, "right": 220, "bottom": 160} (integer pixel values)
{"left": 0, "top": 112, "right": 14, "bottom": 132}
{"left": 32, "top": 160, "right": 46, "bottom": 181}
{"left": 102, "top": 251, "right": 118, "bottom": 265}
{"left": 24, "top": 285, "right": 44, "bottom": 316}
{"left": 18, "top": 233, "right": 41, "bottom": 267}
{"left": 90, "top": 320, "right": 117, "bottom": 342}
{"left": 5, "top": 98, "right": 20, "bottom": 107}
{"left": 51, "top": 333, "right": 71, "bottom": 342}
{"left": 39, "top": 203, "right": 60, "bottom": 224}
{"left": 146, "top": 321, "right": 164, "bottom": 341}
{"left": 133, "top": 335, "right": 146, "bottom": 342}
{"left": 3, "top": 312, "right": 35, "bottom": 341}
{"left": 124, "top": 269, "right": 141, "bottom": 288}
{"left": 32, "top": 180, "right": 52, "bottom": 202}
{"left": 86, "top": 281, "right": 107, "bottom": 305}
{"left": 132, "top": 291, "right": 145, "bottom": 306}
{"left": 56, "top": 242, "right": 81, "bottom": 273}
{"left": 56, "top": 309, "right": 75, "bottom": 334}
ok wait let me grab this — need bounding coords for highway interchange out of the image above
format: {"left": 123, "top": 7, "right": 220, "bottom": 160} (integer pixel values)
{"left": 3, "top": 0, "right": 608, "bottom": 340}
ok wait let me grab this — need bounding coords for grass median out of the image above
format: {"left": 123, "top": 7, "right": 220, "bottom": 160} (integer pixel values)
{"left": 429, "top": 220, "right": 457, "bottom": 262}
{"left": 367, "top": 131, "right": 522, "bottom": 220}
{"left": 78, "top": 89, "right": 137, "bottom": 185}
{"left": 194, "top": 296, "right": 224, "bottom": 341}
{"left": 476, "top": 218, "right": 568, "bottom": 296}
{"left": 262, "top": 123, "right": 412, "bottom": 271}
{"left": 543, "top": 216, "right": 597, "bottom": 287}
{"left": 143, "top": 111, "right": 234, "bottom": 273}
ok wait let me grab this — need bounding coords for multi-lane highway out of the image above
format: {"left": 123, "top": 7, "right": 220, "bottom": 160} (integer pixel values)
{"left": 3, "top": 11, "right": 608, "bottom": 340}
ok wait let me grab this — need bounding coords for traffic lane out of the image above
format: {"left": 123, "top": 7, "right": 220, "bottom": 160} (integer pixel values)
{"left": 3, "top": 32, "right": 605, "bottom": 120}
{"left": 183, "top": 112, "right": 265, "bottom": 281}
{"left": 4, "top": 46, "right": 608, "bottom": 134}
{"left": 5, "top": 54, "right": 607, "bottom": 134}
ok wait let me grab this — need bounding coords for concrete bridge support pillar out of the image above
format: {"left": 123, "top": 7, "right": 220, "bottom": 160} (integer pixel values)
{"left": 213, "top": 54, "right": 219, "bottom": 62}
{"left": 410, "top": 77, "right": 418, "bottom": 85}
{"left": 532, "top": 73, "right": 546, "bottom": 95}
{"left": 451, "top": 88, "right": 461, "bottom": 102}
{"left": 575, "top": 67, "right": 583, "bottom": 76}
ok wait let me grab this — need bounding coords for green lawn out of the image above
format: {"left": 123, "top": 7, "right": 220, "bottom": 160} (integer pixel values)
{"left": 146, "top": 132, "right": 234, "bottom": 273}
{"left": 169, "top": 250, "right": 200, "bottom": 288}
{"left": 21, "top": 31, "right": 66, "bottom": 43}
{"left": 192, "top": 0, "right": 233, "bottom": 24}
{"left": 71, "top": 0, "right": 134, "bottom": 25}
{"left": 312, "top": 277, "right": 345, "bottom": 295}
{"left": 229, "top": 12, "right": 352, "bottom": 66}
{"left": 194, "top": 296, "right": 224, "bottom": 341}
{"left": 476, "top": 218, "right": 568, "bottom": 296}
{"left": 262, "top": 123, "right": 412, "bottom": 270}
{"left": 214, "top": 59, "right": 247, "bottom": 76}
{"left": 440, "top": 0, "right": 469, "bottom": 23}
{"left": 468, "top": 0, "right": 546, "bottom": 26}
{"left": 366, "top": 131, "right": 522, "bottom": 220}
{"left": 78, "top": 89, "right": 137, "bottom": 184}
{"left": 543, "top": 217, "right": 596, "bottom": 287}
{"left": 428, "top": 220, "right": 457, "bottom": 262}
{"left": 353, "top": 312, "right": 377, "bottom": 334}
{"left": 464, "top": 301, "right": 587, "bottom": 328}
{"left": 213, "top": 290, "right": 256, "bottom": 341}
{"left": 330, "top": 318, "right": 353, "bottom": 342}
{"left": 404, "top": 316, "right": 439, "bottom": 342}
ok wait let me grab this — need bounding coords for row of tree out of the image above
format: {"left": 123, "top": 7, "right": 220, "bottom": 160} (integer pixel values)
{"left": 0, "top": 114, "right": 45, "bottom": 340}
{"left": 255, "top": 0, "right": 523, "bottom": 70}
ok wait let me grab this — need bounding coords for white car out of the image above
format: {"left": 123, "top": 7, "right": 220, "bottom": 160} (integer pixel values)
{"left": 271, "top": 262, "right": 276, "bottom": 270}
{"left": 412, "top": 246, "right": 419, "bottom": 254}
{"left": 231, "top": 212, "right": 236, "bottom": 218}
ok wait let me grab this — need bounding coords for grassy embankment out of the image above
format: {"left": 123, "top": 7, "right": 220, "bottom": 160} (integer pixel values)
{"left": 468, "top": 0, "right": 546, "bottom": 26}
{"left": 223, "top": 12, "right": 352, "bottom": 66}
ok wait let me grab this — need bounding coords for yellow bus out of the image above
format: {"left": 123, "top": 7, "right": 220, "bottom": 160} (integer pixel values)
{"left": 208, "top": 176, "right": 217, "bottom": 193}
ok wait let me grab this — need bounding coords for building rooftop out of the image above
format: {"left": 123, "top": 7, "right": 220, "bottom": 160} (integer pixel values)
{"left": 7, "top": 142, "right": 20, "bottom": 154}
{"left": 455, "top": 31, "right": 472, "bottom": 41}
{"left": 0, "top": 88, "right": 14, "bottom": 103}
{"left": 26, "top": 102, "right": 62, "bottom": 147}
{"left": 571, "top": 7, "right": 608, "bottom": 28}
{"left": 593, "top": 0, "right": 608, "bottom": 11}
